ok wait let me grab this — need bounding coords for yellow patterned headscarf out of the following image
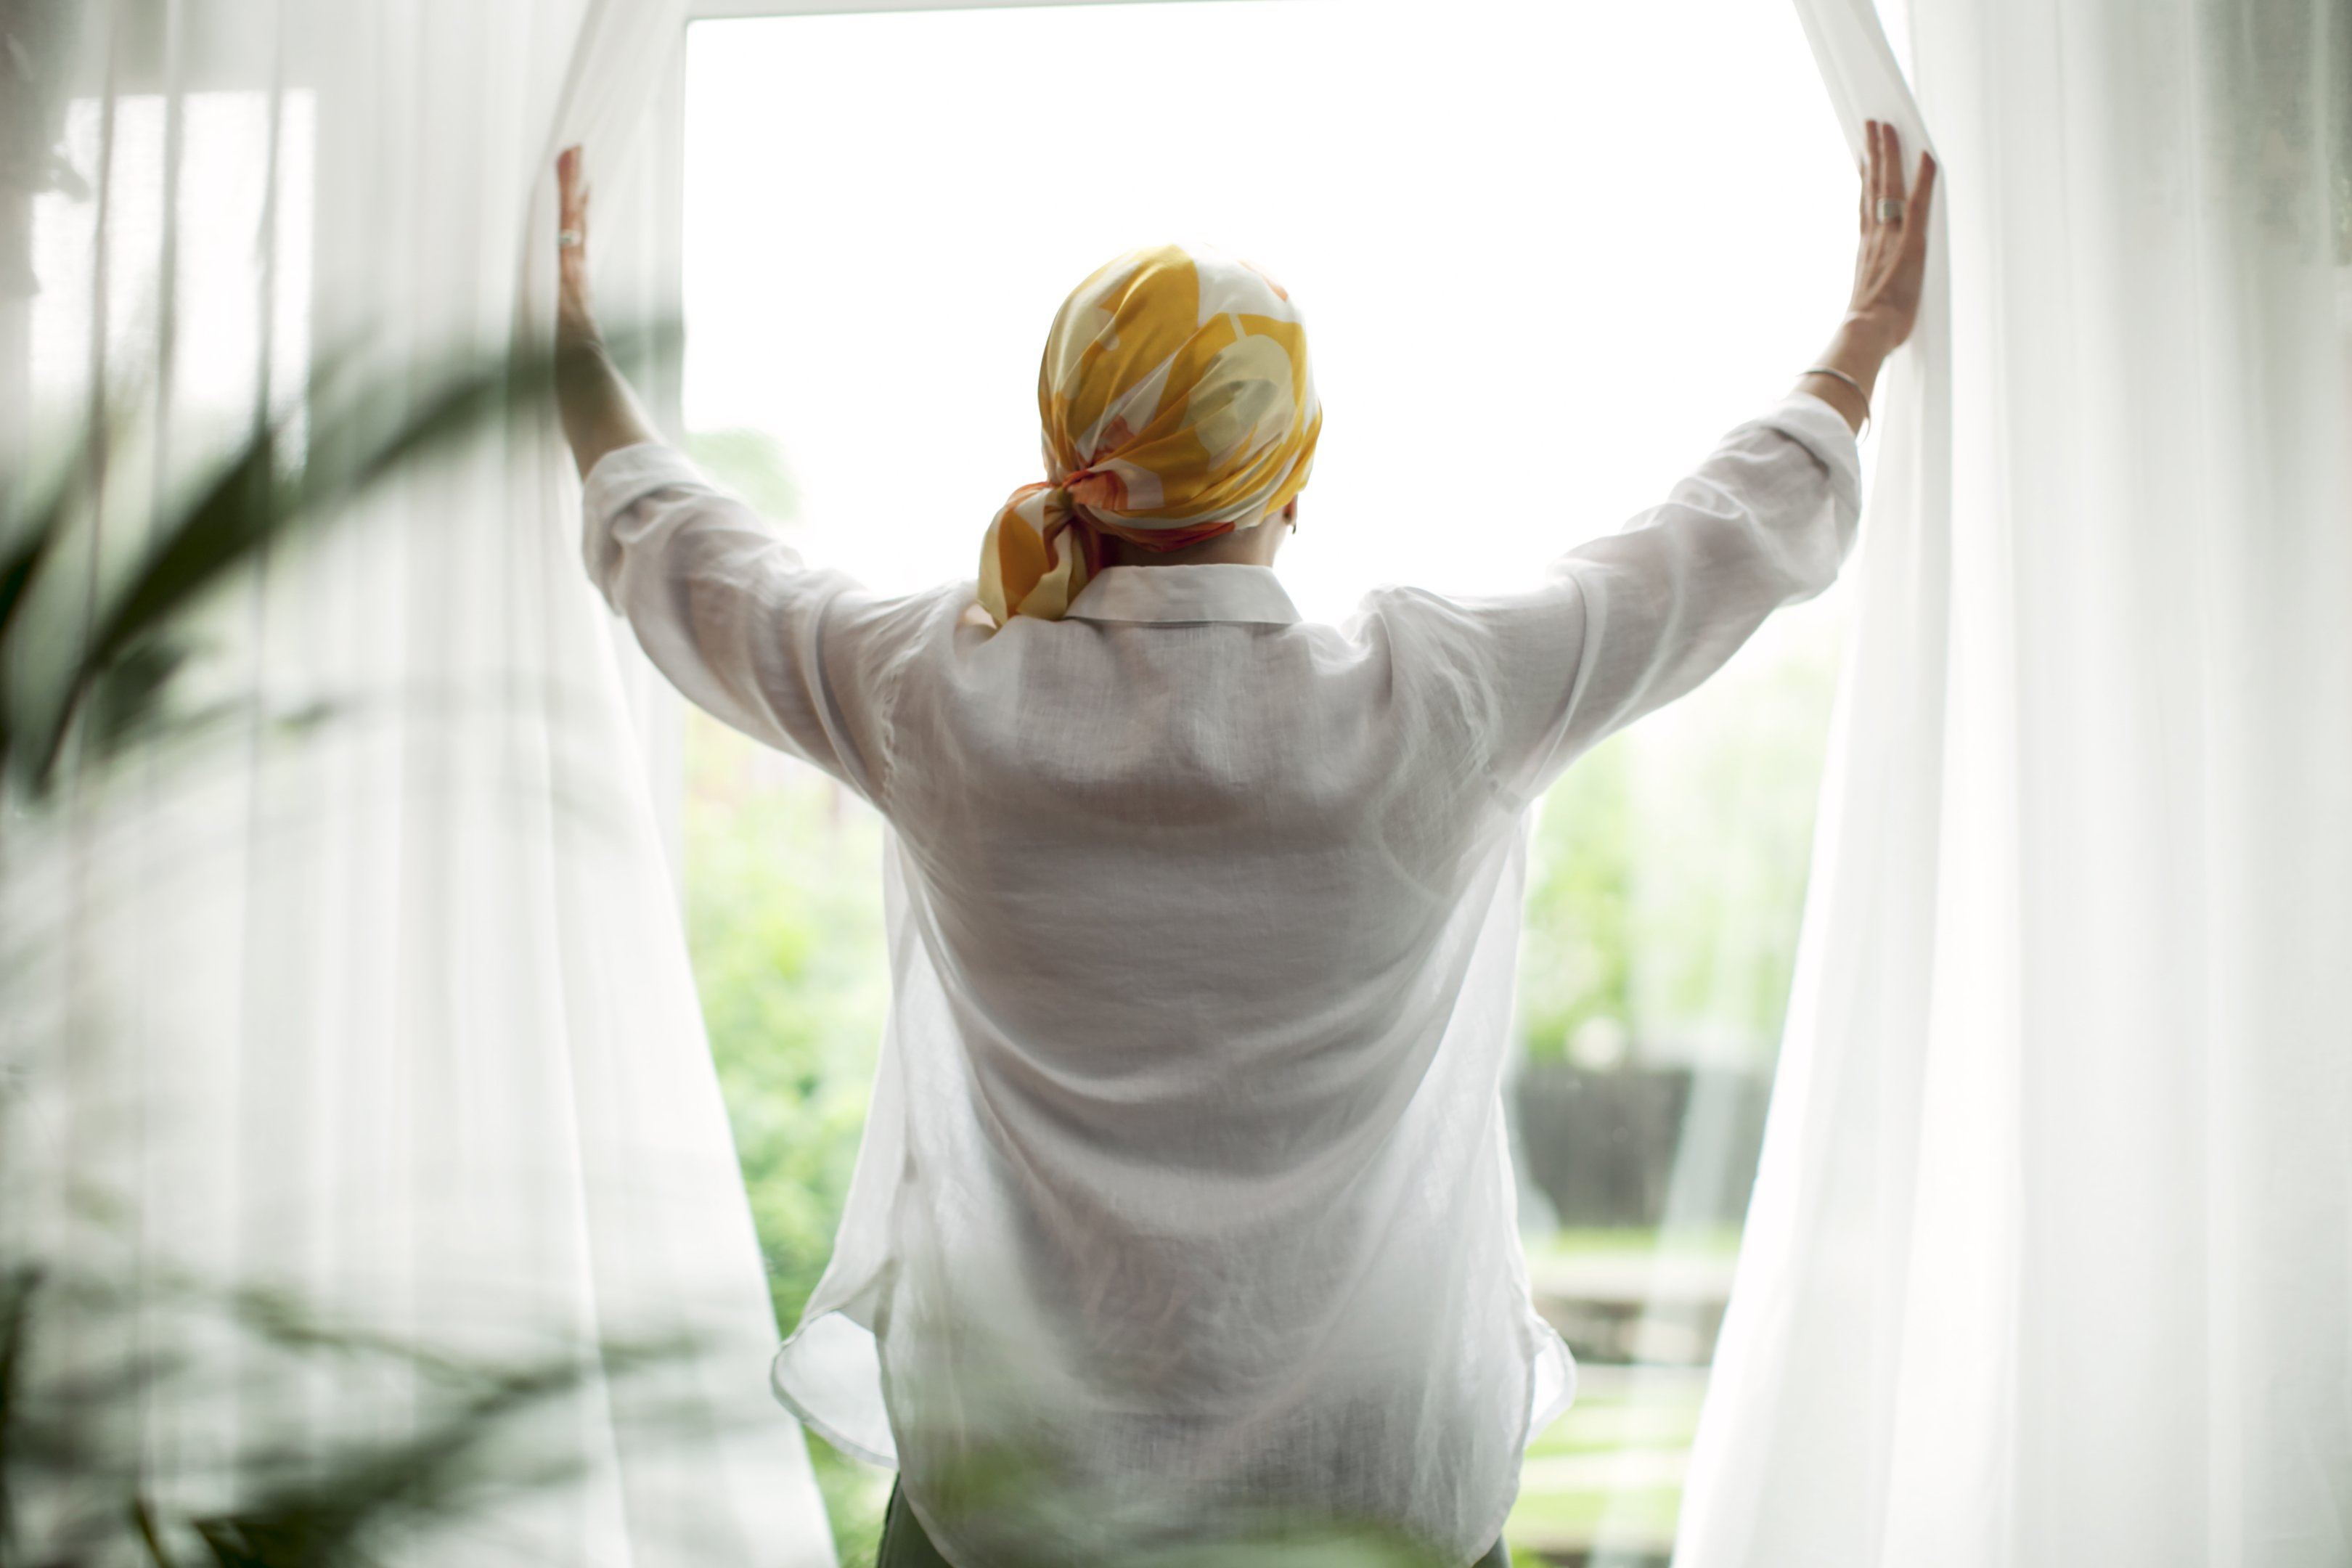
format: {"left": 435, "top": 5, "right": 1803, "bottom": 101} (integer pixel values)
{"left": 978, "top": 245, "right": 1322, "bottom": 624}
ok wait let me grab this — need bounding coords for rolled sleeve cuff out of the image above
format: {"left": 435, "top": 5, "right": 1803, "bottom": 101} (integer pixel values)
{"left": 1760, "top": 391, "right": 1864, "bottom": 542}
{"left": 581, "top": 441, "right": 716, "bottom": 611}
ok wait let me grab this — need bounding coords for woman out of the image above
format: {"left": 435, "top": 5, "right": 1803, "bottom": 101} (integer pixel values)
{"left": 554, "top": 124, "right": 1933, "bottom": 1568}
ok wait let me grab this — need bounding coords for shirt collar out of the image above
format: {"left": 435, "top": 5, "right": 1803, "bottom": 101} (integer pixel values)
{"left": 1063, "top": 564, "right": 1302, "bottom": 626}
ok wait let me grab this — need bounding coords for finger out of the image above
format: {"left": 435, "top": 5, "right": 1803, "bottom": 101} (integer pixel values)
{"left": 1878, "top": 124, "right": 1906, "bottom": 209}
{"left": 1859, "top": 121, "right": 1874, "bottom": 229}
{"left": 1903, "top": 150, "right": 1938, "bottom": 248}
{"left": 558, "top": 145, "right": 584, "bottom": 226}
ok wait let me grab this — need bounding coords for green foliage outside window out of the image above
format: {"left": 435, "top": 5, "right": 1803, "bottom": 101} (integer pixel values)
{"left": 685, "top": 718, "right": 887, "bottom": 1334}
{"left": 687, "top": 428, "right": 803, "bottom": 526}
{"left": 1515, "top": 739, "right": 1637, "bottom": 1064}
{"left": 1516, "top": 610, "right": 1842, "bottom": 1068}
{"left": 683, "top": 711, "right": 895, "bottom": 1564}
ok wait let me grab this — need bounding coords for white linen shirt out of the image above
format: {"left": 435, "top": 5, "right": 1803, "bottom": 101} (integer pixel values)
{"left": 582, "top": 393, "right": 1860, "bottom": 1568}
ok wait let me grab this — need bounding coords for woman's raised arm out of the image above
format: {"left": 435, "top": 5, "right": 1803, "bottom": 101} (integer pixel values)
{"left": 554, "top": 146, "right": 663, "bottom": 479}
{"left": 1416, "top": 127, "right": 1932, "bottom": 799}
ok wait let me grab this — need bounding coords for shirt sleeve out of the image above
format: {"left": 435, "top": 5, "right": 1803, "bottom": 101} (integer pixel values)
{"left": 1380, "top": 392, "right": 1863, "bottom": 806}
{"left": 582, "top": 442, "right": 952, "bottom": 807}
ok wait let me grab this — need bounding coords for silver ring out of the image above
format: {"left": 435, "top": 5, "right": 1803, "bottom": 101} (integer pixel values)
{"left": 558, "top": 229, "right": 584, "bottom": 248}
{"left": 1876, "top": 197, "right": 1906, "bottom": 224}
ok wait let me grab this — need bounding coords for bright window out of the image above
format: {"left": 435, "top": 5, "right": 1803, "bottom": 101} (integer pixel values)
{"left": 28, "top": 92, "right": 314, "bottom": 463}
{"left": 680, "top": 4, "right": 1856, "bottom": 1561}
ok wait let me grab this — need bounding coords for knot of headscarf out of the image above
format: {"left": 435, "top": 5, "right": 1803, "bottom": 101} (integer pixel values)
{"left": 977, "top": 244, "right": 1322, "bottom": 624}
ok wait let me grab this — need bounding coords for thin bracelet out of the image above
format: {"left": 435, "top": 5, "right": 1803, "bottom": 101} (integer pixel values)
{"left": 1799, "top": 364, "right": 1871, "bottom": 433}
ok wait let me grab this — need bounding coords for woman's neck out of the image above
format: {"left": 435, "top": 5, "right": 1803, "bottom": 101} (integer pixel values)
{"left": 1101, "top": 505, "right": 1294, "bottom": 568}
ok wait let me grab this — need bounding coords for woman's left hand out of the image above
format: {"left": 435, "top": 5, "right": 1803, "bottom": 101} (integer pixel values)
{"left": 557, "top": 145, "right": 596, "bottom": 343}
{"left": 551, "top": 144, "right": 658, "bottom": 477}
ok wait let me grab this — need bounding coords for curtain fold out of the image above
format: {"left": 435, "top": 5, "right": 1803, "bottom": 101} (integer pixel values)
{"left": 1, "top": 2, "right": 832, "bottom": 1562}
{"left": 1682, "top": 2, "right": 2352, "bottom": 1563}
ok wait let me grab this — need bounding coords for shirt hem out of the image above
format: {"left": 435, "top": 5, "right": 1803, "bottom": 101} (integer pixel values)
{"left": 768, "top": 1312, "right": 899, "bottom": 1469}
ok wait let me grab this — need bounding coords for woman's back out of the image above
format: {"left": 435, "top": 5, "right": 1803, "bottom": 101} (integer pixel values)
{"left": 905, "top": 574, "right": 1496, "bottom": 1170}
{"left": 855, "top": 564, "right": 1564, "bottom": 1562}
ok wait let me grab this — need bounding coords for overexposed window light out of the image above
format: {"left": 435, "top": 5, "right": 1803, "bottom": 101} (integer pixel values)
{"left": 683, "top": 0, "right": 1858, "bottom": 624}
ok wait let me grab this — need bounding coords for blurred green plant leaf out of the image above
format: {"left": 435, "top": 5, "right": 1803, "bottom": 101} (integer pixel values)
{"left": 0, "top": 322, "right": 678, "bottom": 799}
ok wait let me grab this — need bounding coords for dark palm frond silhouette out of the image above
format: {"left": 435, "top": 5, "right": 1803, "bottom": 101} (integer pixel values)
{"left": 0, "top": 325, "right": 675, "bottom": 799}
{"left": 0, "top": 1263, "right": 695, "bottom": 1568}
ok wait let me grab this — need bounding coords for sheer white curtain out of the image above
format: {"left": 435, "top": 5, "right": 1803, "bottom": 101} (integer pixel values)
{"left": 1682, "top": 1, "right": 2352, "bottom": 1563}
{"left": 0, "top": 2, "right": 829, "bottom": 1562}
